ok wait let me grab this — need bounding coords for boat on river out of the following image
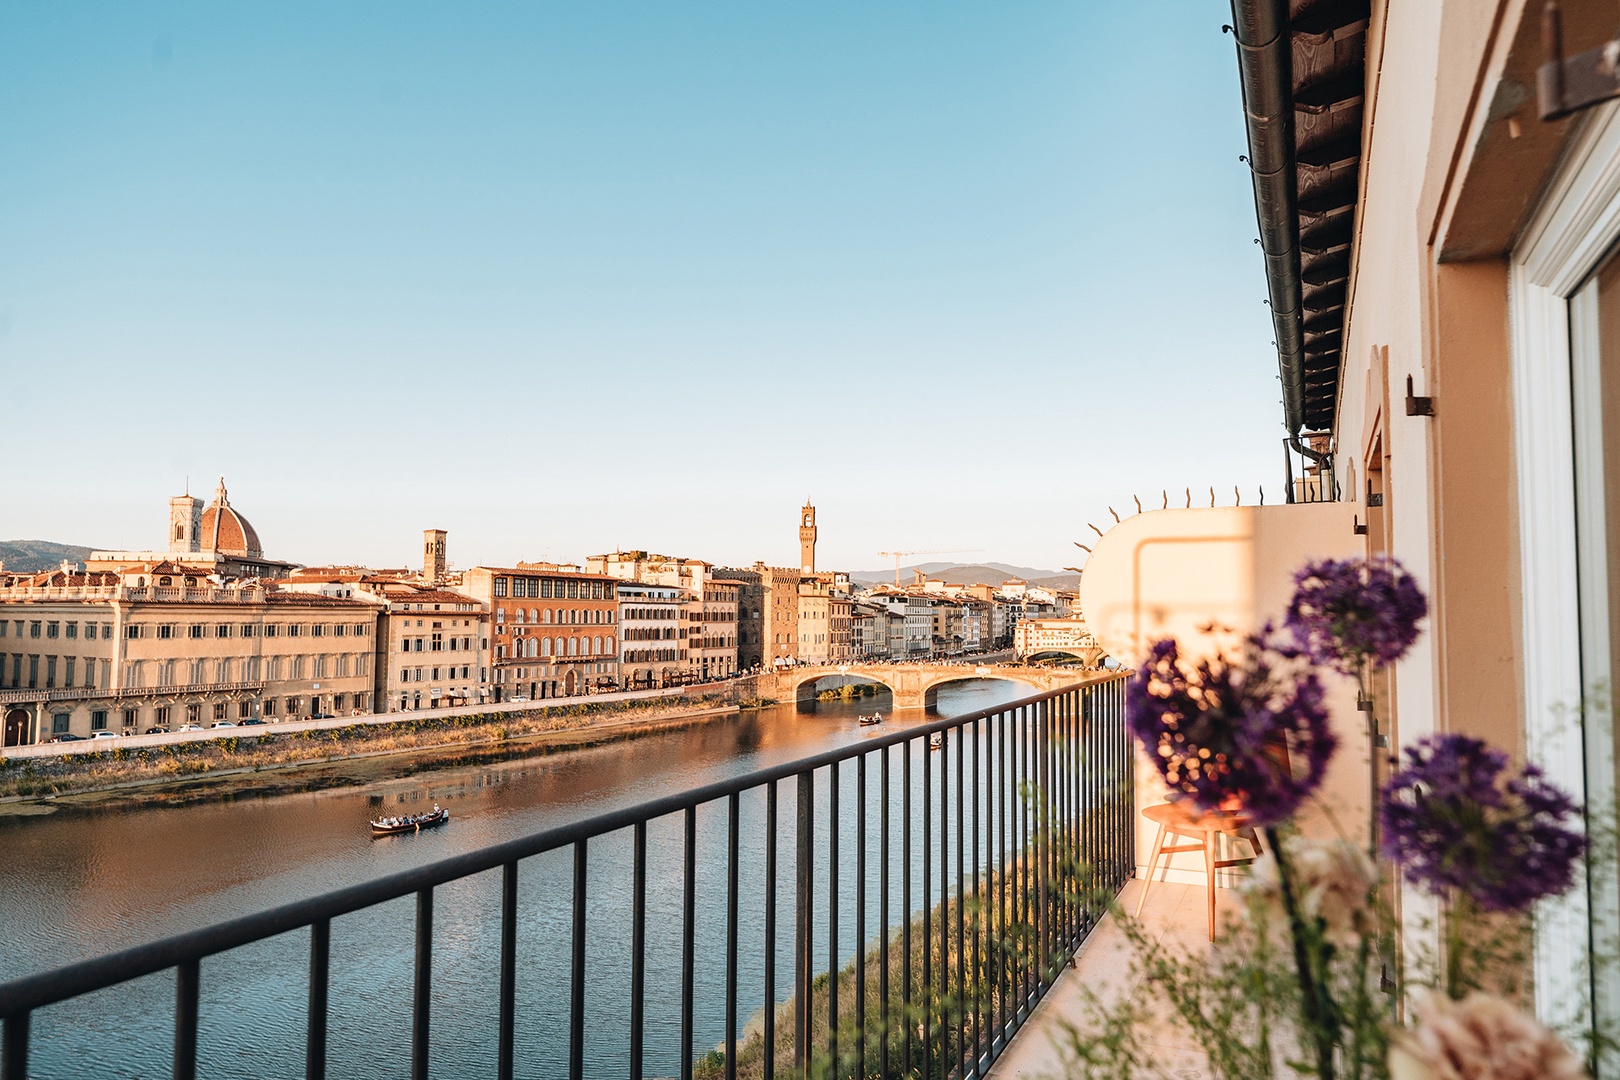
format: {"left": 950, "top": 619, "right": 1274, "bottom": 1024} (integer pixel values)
{"left": 857, "top": 712, "right": 884, "bottom": 726}
{"left": 370, "top": 806, "right": 449, "bottom": 837}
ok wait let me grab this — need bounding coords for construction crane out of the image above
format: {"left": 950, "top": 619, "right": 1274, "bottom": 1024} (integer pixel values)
{"left": 875, "top": 549, "right": 983, "bottom": 586}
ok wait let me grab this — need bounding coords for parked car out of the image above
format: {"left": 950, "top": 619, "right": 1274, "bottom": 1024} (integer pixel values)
{"left": 49, "top": 733, "right": 85, "bottom": 743}
{"left": 177, "top": 724, "right": 204, "bottom": 732}
{"left": 239, "top": 718, "right": 266, "bottom": 727}
{"left": 144, "top": 726, "right": 170, "bottom": 735}
{"left": 210, "top": 721, "right": 237, "bottom": 729}
{"left": 91, "top": 731, "right": 119, "bottom": 740}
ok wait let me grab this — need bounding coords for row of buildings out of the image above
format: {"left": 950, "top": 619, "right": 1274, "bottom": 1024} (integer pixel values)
{"left": 0, "top": 484, "right": 1092, "bottom": 745}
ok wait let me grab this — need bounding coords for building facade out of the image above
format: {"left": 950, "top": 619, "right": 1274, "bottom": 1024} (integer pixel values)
{"left": 0, "top": 565, "right": 376, "bottom": 743}
{"left": 459, "top": 567, "right": 619, "bottom": 700}
{"left": 616, "top": 582, "right": 683, "bottom": 688}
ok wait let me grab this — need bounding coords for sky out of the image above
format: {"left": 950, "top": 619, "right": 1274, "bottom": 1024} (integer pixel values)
{"left": 1, "top": 2, "right": 1285, "bottom": 575}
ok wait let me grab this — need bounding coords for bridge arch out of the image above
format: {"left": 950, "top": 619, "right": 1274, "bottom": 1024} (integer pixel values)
{"left": 916, "top": 671, "right": 1040, "bottom": 709}
{"left": 785, "top": 668, "right": 896, "bottom": 703}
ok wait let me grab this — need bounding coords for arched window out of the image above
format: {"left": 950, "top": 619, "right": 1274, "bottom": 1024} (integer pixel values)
{"left": 568, "top": 637, "right": 578, "bottom": 656}
{"left": 543, "top": 609, "right": 553, "bottom": 624}
{"left": 607, "top": 635, "right": 615, "bottom": 653}
{"left": 528, "top": 609, "right": 538, "bottom": 624}
{"left": 496, "top": 609, "right": 506, "bottom": 624}
{"left": 542, "top": 637, "right": 553, "bottom": 656}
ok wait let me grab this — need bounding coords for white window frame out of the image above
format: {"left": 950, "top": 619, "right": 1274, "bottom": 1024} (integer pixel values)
{"left": 1510, "top": 99, "right": 1620, "bottom": 1042}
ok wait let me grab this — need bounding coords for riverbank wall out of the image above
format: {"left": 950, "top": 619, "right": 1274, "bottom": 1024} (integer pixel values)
{"left": 4, "top": 675, "right": 769, "bottom": 760}
{"left": 0, "top": 686, "right": 772, "bottom": 805}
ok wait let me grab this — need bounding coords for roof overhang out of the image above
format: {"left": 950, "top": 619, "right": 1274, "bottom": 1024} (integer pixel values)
{"left": 1231, "top": 0, "right": 1369, "bottom": 438}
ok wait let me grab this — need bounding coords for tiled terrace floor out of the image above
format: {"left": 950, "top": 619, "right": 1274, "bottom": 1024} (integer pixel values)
{"left": 988, "top": 880, "right": 1215, "bottom": 1079}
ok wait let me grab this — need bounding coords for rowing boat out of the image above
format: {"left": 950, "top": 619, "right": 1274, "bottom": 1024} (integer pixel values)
{"left": 370, "top": 806, "right": 449, "bottom": 837}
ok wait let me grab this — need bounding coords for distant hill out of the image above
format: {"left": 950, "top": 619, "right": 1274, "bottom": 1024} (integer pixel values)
{"left": 849, "top": 561, "right": 1079, "bottom": 590}
{"left": 0, "top": 540, "right": 97, "bottom": 573}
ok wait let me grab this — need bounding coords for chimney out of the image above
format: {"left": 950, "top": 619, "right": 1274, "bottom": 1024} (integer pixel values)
{"left": 423, "top": 529, "right": 447, "bottom": 585}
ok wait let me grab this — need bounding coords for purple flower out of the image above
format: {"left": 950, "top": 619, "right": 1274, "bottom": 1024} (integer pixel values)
{"left": 1286, "top": 556, "right": 1428, "bottom": 675}
{"left": 1381, "top": 734, "right": 1586, "bottom": 912}
{"left": 1128, "top": 631, "right": 1336, "bottom": 826}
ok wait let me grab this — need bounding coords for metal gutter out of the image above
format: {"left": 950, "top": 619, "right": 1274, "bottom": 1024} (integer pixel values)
{"left": 1231, "top": 0, "right": 1306, "bottom": 436}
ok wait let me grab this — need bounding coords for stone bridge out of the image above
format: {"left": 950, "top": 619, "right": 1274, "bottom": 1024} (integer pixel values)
{"left": 759, "top": 662, "right": 1097, "bottom": 710}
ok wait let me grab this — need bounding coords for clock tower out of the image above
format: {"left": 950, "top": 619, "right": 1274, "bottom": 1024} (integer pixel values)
{"left": 799, "top": 503, "right": 817, "bottom": 574}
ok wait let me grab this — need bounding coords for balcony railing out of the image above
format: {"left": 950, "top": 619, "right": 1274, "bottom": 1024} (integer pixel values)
{"left": 0, "top": 673, "right": 1134, "bottom": 1080}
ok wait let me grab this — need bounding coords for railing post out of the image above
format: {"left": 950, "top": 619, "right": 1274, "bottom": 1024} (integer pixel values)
{"left": 174, "top": 959, "right": 199, "bottom": 1080}
{"left": 795, "top": 769, "right": 814, "bottom": 1077}
{"left": 306, "top": 919, "right": 330, "bottom": 1080}
{"left": 2, "top": 1013, "right": 28, "bottom": 1080}
{"left": 412, "top": 888, "right": 432, "bottom": 1080}
{"left": 571, "top": 840, "right": 588, "bottom": 1080}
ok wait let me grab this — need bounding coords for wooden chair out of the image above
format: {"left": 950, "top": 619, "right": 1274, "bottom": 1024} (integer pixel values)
{"left": 1135, "top": 801, "right": 1264, "bottom": 941}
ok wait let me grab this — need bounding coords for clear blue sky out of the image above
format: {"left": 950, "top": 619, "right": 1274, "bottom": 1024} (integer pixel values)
{"left": 2, "top": 2, "right": 1283, "bottom": 574}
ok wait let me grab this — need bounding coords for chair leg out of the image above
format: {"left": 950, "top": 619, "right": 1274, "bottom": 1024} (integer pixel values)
{"left": 1239, "top": 825, "right": 1263, "bottom": 857}
{"left": 1135, "top": 819, "right": 1169, "bottom": 918}
{"left": 1204, "top": 829, "right": 1217, "bottom": 942}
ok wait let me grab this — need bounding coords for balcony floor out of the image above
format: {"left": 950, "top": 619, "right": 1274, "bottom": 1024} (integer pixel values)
{"left": 989, "top": 879, "right": 1214, "bottom": 1079}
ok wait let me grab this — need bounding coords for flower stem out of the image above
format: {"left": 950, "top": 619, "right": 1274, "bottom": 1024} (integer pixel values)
{"left": 1266, "top": 825, "right": 1337, "bottom": 1080}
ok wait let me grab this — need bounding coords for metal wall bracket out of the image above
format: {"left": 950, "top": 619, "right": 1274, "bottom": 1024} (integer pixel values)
{"left": 1538, "top": 1, "right": 1620, "bottom": 121}
{"left": 1405, "top": 374, "right": 1434, "bottom": 416}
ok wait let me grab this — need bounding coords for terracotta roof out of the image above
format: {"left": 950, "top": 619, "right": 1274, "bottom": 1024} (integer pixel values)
{"left": 201, "top": 503, "right": 262, "bottom": 558}
{"left": 263, "top": 589, "right": 373, "bottom": 608}
{"left": 472, "top": 566, "right": 618, "bottom": 582}
{"left": 0, "top": 569, "right": 122, "bottom": 589}
{"left": 385, "top": 589, "right": 482, "bottom": 606}
{"left": 120, "top": 560, "right": 217, "bottom": 579}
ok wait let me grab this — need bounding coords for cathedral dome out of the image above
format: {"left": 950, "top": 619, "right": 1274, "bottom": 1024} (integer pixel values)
{"left": 200, "top": 478, "right": 263, "bottom": 557}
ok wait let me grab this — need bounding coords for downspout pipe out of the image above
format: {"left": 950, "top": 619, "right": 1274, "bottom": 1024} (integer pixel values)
{"left": 1231, "top": 0, "right": 1307, "bottom": 437}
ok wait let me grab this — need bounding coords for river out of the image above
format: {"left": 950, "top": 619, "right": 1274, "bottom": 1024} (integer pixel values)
{"left": 0, "top": 678, "right": 1033, "bottom": 1079}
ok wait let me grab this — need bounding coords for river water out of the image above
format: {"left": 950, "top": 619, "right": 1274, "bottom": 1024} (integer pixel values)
{"left": 0, "top": 679, "right": 1033, "bottom": 1079}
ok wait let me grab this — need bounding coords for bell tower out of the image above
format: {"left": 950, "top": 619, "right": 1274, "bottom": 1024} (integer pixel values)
{"left": 423, "top": 529, "right": 447, "bottom": 585}
{"left": 799, "top": 503, "right": 817, "bottom": 575}
{"left": 169, "top": 493, "right": 202, "bottom": 554}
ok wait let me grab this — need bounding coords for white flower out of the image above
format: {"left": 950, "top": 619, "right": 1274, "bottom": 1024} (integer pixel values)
{"left": 1389, "top": 991, "right": 1588, "bottom": 1080}
{"left": 1245, "top": 835, "right": 1376, "bottom": 942}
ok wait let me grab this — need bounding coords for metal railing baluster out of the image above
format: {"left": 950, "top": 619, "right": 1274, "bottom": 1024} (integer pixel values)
{"left": 946, "top": 722, "right": 959, "bottom": 1075}
{"left": 174, "top": 958, "right": 199, "bottom": 1080}
{"left": 681, "top": 807, "right": 696, "bottom": 1080}
{"left": 879, "top": 745, "right": 891, "bottom": 1080}
{"left": 307, "top": 918, "right": 330, "bottom": 1080}
{"left": 855, "top": 752, "right": 867, "bottom": 1075}
{"left": 631, "top": 824, "right": 647, "bottom": 1080}
{"left": 902, "top": 743, "right": 912, "bottom": 1077}
{"left": 827, "top": 760, "right": 839, "bottom": 1073}
{"left": 0, "top": 1013, "right": 26, "bottom": 1080}
{"left": 938, "top": 728, "right": 950, "bottom": 1074}
{"left": 571, "top": 841, "right": 588, "bottom": 1080}
{"left": 795, "top": 770, "right": 813, "bottom": 1079}
{"left": 764, "top": 781, "right": 777, "bottom": 1080}
{"left": 498, "top": 863, "right": 517, "bottom": 1080}
{"left": 726, "top": 792, "right": 740, "bottom": 1080}
{"left": 922, "top": 733, "right": 933, "bottom": 1079}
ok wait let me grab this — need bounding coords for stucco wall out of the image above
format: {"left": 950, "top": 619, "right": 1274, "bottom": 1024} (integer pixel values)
{"left": 1079, "top": 502, "right": 1367, "bottom": 885}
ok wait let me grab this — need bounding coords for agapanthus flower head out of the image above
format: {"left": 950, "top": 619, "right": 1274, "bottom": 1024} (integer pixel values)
{"left": 1127, "top": 630, "right": 1336, "bottom": 826}
{"left": 1381, "top": 734, "right": 1586, "bottom": 912}
{"left": 1287, "top": 555, "right": 1428, "bottom": 675}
